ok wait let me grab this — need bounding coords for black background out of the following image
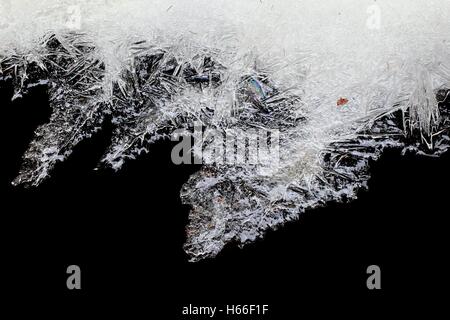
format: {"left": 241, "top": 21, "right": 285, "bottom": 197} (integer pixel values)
{"left": 1, "top": 82, "right": 448, "bottom": 317}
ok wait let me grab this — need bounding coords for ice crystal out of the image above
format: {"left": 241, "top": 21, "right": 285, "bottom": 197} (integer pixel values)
{"left": 1, "top": 0, "right": 450, "bottom": 261}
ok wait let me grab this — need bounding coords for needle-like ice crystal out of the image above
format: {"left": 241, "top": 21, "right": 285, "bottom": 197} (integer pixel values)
{"left": 1, "top": 0, "right": 450, "bottom": 261}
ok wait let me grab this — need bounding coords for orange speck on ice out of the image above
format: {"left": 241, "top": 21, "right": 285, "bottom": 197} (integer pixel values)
{"left": 337, "top": 98, "right": 349, "bottom": 106}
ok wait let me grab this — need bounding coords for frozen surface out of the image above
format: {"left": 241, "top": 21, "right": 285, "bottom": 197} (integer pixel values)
{"left": 1, "top": 0, "right": 450, "bottom": 260}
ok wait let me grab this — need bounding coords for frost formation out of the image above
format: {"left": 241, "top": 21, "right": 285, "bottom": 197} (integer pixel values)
{"left": 1, "top": 0, "right": 450, "bottom": 261}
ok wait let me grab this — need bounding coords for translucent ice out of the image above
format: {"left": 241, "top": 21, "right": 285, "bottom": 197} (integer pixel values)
{"left": 1, "top": 0, "right": 450, "bottom": 260}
